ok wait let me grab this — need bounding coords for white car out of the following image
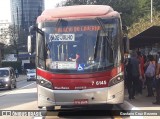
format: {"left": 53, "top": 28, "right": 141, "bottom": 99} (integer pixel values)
{"left": 27, "top": 69, "right": 36, "bottom": 81}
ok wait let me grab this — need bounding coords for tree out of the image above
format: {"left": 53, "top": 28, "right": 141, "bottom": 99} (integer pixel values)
{"left": 62, "top": 0, "right": 151, "bottom": 26}
{"left": 154, "top": 0, "right": 160, "bottom": 11}
{"left": 56, "top": 0, "right": 160, "bottom": 39}
{"left": 128, "top": 12, "right": 160, "bottom": 38}
{"left": 8, "top": 25, "right": 19, "bottom": 45}
{"left": 0, "top": 27, "right": 10, "bottom": 45}
{"left": 0, "top": 24, "right": 27, "bottom": 61}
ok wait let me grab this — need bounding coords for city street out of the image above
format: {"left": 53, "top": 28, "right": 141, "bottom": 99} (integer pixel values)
{"left": 0, "top": 75, "right": 123, "bottom": 119}
{"left": 0, "top": 75, "right": 38, "bottom": 119}
{"left": 0, "top": 75, "right": 160, "bottom": 119}
{"left": 1, "top": 0, "right": 160, "bottom": 119}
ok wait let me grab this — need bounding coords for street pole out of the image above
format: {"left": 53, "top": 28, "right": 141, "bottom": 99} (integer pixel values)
{"left": 16, "top": 6, "right": 19, "bottom": 61}
{"left": 151, "top": 0, "right": 153, "bottom": 23}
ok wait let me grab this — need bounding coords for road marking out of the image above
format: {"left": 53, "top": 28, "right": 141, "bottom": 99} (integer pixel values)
{"left": 0, "top": 94, "right": 5, "bottom": 97}
{"left": 19, "top": 82, "right": 36, "bottom": 89}
{"left": 0, "top": 82, "right": 36, "bottom": 97}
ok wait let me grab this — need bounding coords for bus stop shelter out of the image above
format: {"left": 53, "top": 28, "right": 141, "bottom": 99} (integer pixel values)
{"left": 129, "top": 26, "right": 160, "bottom": 50}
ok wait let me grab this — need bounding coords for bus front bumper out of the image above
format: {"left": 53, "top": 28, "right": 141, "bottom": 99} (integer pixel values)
{"left": 37, "top": 81, "right": 124, "bottom": 107}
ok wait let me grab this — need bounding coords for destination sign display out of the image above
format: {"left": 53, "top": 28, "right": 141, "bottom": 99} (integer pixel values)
{"left": 49, "top": 34, "right": 75, "bottom": 42}
{"left": 55, "top": 25, "right": 101, "bottom": 33}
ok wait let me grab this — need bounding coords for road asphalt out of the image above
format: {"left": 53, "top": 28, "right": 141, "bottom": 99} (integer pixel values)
{"left": 16, "top": 75, "right": 27, "bottom": 82}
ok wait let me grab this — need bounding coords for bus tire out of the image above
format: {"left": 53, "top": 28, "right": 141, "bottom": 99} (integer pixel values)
{"left": 46, "top": 106, "right": 55, "bottom": 111}
{"left": 104, "top": 104, "right": 113, "bottom": 110}
{"left": 38, "top": 106, "right": 43, "bottom": 109}
{"left": 94, "top": 104, "right": 113, "bottom": 110}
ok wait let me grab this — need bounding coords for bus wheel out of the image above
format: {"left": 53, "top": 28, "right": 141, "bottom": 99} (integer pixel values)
{"left": 104, "top": 104, "right": 113, "bottom": 110}
{"left": 46, "top": 106, "right": 55, "bottom": 111}
{"left": 94, "top": 104, "right": 113, "bottom": 110}
{"left": 38, "top": 106, "right": 43, "bottom": 109}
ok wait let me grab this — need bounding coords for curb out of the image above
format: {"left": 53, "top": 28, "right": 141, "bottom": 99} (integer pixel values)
{"left": 118, "top": 100, "right": 135, "bottom": 111}
{"left": 118, "top": 101, "right": 144, "bottom": 119}
{"left": 0, "top": 94, "right": 5, "bottom": 97}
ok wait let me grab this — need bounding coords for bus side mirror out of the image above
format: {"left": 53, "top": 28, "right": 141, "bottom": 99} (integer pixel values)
{"left": 27, "top": 25, "right": 44, "bottom": 54}
{"left": 29, "top": 25, "right": 37, "bottom": 34}
{"left": 28, "top": 35, "right": 33, "bottom": 53}
{"left": 122, "top": 25, "right": 128, "bottom": 32}
{"left": 122, "top": 25, "right": 128, "bottom": 36}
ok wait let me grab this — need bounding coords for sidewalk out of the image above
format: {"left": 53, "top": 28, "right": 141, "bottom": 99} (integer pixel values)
{"left": 118, "top": 88, "right": 160, "bottom": 119}
{"left": 16, "top": 75, "right": 27, "bottom": 82}
{"left": 119, "top": 88, "right": 160, "bottom": 110}
{"left": 124, "top": 88, "right": 159, "bottom": 108}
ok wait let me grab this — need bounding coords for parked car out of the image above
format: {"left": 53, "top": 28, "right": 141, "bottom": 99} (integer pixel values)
{"left": 0, "top": 67, "right": 17, "bottom": 90}
{"left": 27, "top": 69, "right": 36, "bottom": 81}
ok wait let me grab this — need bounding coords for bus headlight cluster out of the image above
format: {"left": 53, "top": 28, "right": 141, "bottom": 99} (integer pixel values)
{"left": 108, "top": 75, "right": 123, "bottom": 87}
{"left": 37, "top": 76, "right": 53, "bottom": 89}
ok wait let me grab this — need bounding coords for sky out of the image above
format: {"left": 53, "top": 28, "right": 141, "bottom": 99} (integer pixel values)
{"left": 0, "top": 0, "right": 64, "bottom": 22}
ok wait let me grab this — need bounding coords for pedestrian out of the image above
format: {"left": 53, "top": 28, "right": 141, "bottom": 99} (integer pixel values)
{"left": 126, "top": 51, "right": 142, "bottom": 100}
{"left": 15, "top": 68, "right": 19, "bottom": 78}
{"left": 153, "top": 52, "right": 160, "bottom": 105}
{"left": 142, "top": 54, "right": 147, "bottom": 89}
{"left": 144, "top": 55, "right": 155, "bottom": 97}
{"left": 124, "top": 53, "right": 130, "bottom": 89}
{"left": 137, "top": 51, "right": 144, "bottom": 94}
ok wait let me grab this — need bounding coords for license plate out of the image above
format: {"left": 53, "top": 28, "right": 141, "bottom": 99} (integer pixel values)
{"left": 74, "top": 99, "right": 88, "bottom": 105}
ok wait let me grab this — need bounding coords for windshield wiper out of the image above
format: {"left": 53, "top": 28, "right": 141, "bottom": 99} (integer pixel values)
{"left": 95, "top": 17, "right": 112, "bottom": 46}
{"left": 55, "top": 18, "right": 62, "bottom": 30}
{"left": 45, "top": 18, "right": 62, "bottom": 53}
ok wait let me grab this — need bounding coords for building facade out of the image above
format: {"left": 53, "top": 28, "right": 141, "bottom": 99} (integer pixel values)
{"left": 10, "top": 0, "right": 44, "bottom": 31}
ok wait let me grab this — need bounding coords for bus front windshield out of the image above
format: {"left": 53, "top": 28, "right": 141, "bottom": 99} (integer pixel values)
{"left": 41, "top": 18, "right": 120, "bottom": 73}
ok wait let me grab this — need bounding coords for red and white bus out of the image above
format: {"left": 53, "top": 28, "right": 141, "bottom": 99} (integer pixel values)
{"left": 28, "top": 5, "right": 126, "bottom": 110}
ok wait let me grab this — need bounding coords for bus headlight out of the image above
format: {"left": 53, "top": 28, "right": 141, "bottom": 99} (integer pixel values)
{"left": 37, "top": 76, "right": 53, "bottom": 89}
{"left": 108, "top": 75, "right": 123, "bottom": 87}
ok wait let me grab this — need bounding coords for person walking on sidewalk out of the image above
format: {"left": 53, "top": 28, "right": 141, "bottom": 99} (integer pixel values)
{"left": 137, "top": 51, "right": 144, "bottom": 94}
{"left": 145, "top": 55, "right": 155, "bottom": 97}
{"left": 126, "top": 51, "right": 142, "bottom": 100}
{"left": 15, "top": 68, "right": 19, "bottom": 78}
{"left": 153, "top": 53, "right": 160, "bottom": 105}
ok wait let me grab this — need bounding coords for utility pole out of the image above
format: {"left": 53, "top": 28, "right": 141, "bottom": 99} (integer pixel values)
{"left": 16, "top": 6, "right": 19, "bottom": 61}
{"left": 151, "top": 0, "right": 153, "bottom": 23}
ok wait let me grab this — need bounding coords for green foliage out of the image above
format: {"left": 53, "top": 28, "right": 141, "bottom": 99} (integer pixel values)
{"left": 3, "top": 45, "right": 16, "bottom": 54}
{"left": 1, "top": 61, "right": 22, "bottom": 73}
{"left": 61, "top": 0, "right": 160, "bottom": 39}
{"left": 153, "top": 0, "right": 160, "bottom": 11}
{"left": 62, "top": 0, "right": 152, "bottom": 26}
{"left": 128, "top": 12, "right": 160, "bottom": 38}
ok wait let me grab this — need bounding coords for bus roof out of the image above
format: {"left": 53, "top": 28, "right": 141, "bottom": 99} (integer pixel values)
{"left": 37, "top": 5, "right": 120, "bottom": 23}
